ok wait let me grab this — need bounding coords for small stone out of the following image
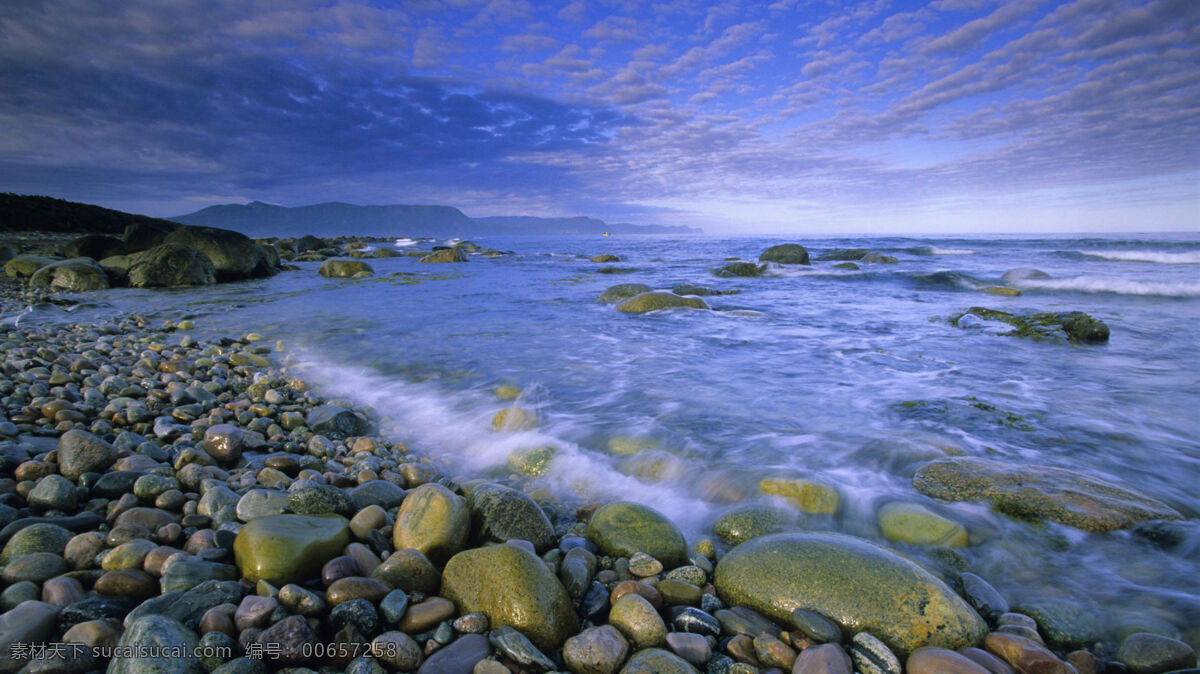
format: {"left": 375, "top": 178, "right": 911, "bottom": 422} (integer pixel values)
{"left": 232, "top": 514, "right": 350, "bottom": 585}
{"left": 657, "top": 580, "right": 702, "bottom": 606}
{"left": 851, "top": 632, "right": 901, "bottom": 674}
{"left": 372, "top": 631, "right": 424, "bottom": 670}
{"left": 57, "top": 429, "right": 117, "bottom": 479}
{"left": 671, "top": 607, "right": 721, "bottom": 638}
{"left": 372, "top": 549, "right": 441, "bottom": 595}
{"left": 102, "top": 538, "right": 156, "bottom": 570}
{"left": 277, "top": 584, "right": 326, "bottom": 616}
{"left": 392, "top": 483, "right": 469, "bottom": 565}
{"left": 28, "top": 474, "right": 78, "bottom": 510}
{"left": 876, "top": 502, "right": 969, "bottom": 548}
{"left": 3, "top": 552, "right": 68, "bottom": 583}
{"left": 984, "top": 633, "right": 1073, "bottom": 674}
{"left": 586, "top": 502, "right": 689, "bottom": 569}
{"left": 609, "top": 593, "right": 668, "bottom": 649}
{"left": 488, "top": 625, "right": 556, "bottom": 671}
{"left": 619, "top": 648, "right": 699, "bottom": 673}
{"left": 760, "top": 478, "right": 839, "bottom": 514}
{"left": 794, "top": 643, "right": 853, "bottom": 674}
{"left": 323, "top": 556, "right": 363, "bottom": 586}
{"left": 256, "top": 615, "right": 317, "bottom": 665}
{"left": 326, "top": 576, "right": 390, "bottom": 606}
{"left": 203, "top": 424, "right": 245, "bottom": 463}
{"left": 565, "top": 625, "right": 631, "bottom": 674}
{"left": 108, "top": 615, "right": 201, "bottom": 674}
{"left": 351, "top": 505, "right": 388, "bottom": 539}
{"left": 94, "top": 569, "right": 159, "bottom": 599}
{"left": 906, "top": 647, "right": 991, "bottom": 674}
{"left": 41, "top": 577, "right": 86, "bottom": 608}
{"left": 957, "top": 573, "right": 1009, "bottom": 622}
{"left": 235, "top": 490, "right": 288, "bottom": 522}
{"left": 791, "top": 608, "right": 841, "bottom": 644}
{"left": 397, "top": 597, "right": 455, "bottom": 633}
{"left": 234, "top": 595, "right": 279, "bottom": 631}
{"left": 453, "top": 612, "right": 489, "bottom": 634}
{"left": 754, "top": 634, "right": 797, "bottom": 669}
{"left": 628, "top": 552, "right": 663, "bottom": 577}
{"left": 417, "top": 633, "right": 490, "bottom": 674}
{"left": 667, "top": 632, "right": 711, "bottom": 666}
{"left": 331, "top": 598, "right": 380, "bottom": 636}
{"left": 1117, "top": 632, "right": 1197, "bottom": 673}
{"left": 288, "top": 485, "right": 354, "bottom": 516}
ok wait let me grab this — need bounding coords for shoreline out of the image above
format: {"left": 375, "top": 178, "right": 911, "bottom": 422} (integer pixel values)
{"left": 0, "top": 232, "right": 1196, "bottom": 674}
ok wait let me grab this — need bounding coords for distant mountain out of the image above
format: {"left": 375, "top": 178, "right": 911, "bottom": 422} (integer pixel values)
{"left": 0, "top": 193, "right": 179, "bottom": 234}
{"left": 172, "top": 201, "right": 702, "bottom": 237}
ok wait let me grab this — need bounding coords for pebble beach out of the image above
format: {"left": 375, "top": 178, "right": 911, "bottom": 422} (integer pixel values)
{"left": 1, "top": 227, "right": 1198, "bottom": 674}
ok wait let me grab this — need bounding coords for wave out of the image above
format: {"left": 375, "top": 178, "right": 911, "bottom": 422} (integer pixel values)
{"left": 906, "top": 246, "right": 976, "bottom": 256}
{"left": 1080, "top": 250, "right": 1200, "bottom": 264}
{"left": 905, "top": 271, "right": 986, "bottom": 291}
{"left": 1015, "top": 276, "right": 1200, "bottom": 297}
{"left": 393, "top": 238, "right": 418, "bottom": 247}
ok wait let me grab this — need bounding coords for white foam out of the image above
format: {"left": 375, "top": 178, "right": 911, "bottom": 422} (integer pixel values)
{"left": 1016, "top": 276, "right": 1200, "bottom": 297}
{"left": 393, "top": 238, "right": 418, "bottom": 247}
{"left": 926, "top": 246, "right": 976, "bottom": 255}
{"left": 1084, "top": 250, "right": 1200, "bottom": 264}
{"left": 288, "top": 351, "right": 716, "bottom": 531}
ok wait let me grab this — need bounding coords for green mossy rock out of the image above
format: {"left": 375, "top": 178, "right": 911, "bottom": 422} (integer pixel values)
{"left": 913, "top": 457, "right": 1181, "bottom": 532}
{"left": 420, "top": 248, "right": 468, "bottom": 263}
{"left": 760, "top": 478, "right": 839, "bottom": 514}
{"left": 713, "top": 532, "right": 987, "bottom": 656}
{"left": 712, "top": 505, "right": 797, "bottom": 545}
{"left": 164, "top": 225, "right": 274, "bottom": 281}
{"left": 598, "top": 283, "right": 652, "bottom": 303}
{"left": 591, "top": 254, "right": 621, "bottom": 263}
{"left": 619, "top": 648, "right": 699, "bottom": 674}
{"left": 951, "top": 307, "right": 1110, "bottom": 345}
{"left": 232, "top": 514, "right": 350, "bottom": 585}
{"left": 442, "top": 543, "right": 578, "bottom": 652}
{"left": 759, "top": 244, "right": 811, "bottom": 265}
{"left": 29, "top": 258, "right": 110, "bottom": 291}
{"left": 319, "top": 258, "right": 374, "bottom": 278}
{"left": 492, "top": 407, "right": 538, "bottom": 432}
{"left": 615, "top": 292, "right": 708, "bottom": 314}
{"left": 4, "top": 255, "right": 57, "bottom": 278}
{"left": 467, "top": 482, "right": 556, "bottom": 552}
{"left": 860, "top": 252, "right": 899, "bottom": 264}
{"left": 586, "top": 502, "right": 688, "bottom": 569}
{"left": 128, "top": 244, "right": 216, "bottom": 287}
{"left": 392, "top": 483, "right": 469, "bottom": 565}
{"left": 715, "top": 262, "right": 764, "bottom": 277}
{"left": 876, "top": 502, "right": 969, "bottom": 548}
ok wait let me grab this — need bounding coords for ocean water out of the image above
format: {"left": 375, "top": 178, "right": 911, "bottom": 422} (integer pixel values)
{"left": 46, "top": 233, "right": 1200, "bottom": 634}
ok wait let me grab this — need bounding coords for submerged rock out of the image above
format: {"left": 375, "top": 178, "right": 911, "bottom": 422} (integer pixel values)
{"left": 816, "top": 248, "right": 870, "bottom": 261}
{"left": 913, "top": 457, "right": 1182, "bottom": 532}
{"left": 420, "top": 248, "right": 468, "bottom": 263}
{"left": 715, "top": 262, "right": 764, "bottom": 277}
{"left": 713, "top": 532, "right": 987, "bottom": 655}
{"left": 319, "top": 258, "right": 375, "bottom": 278}
{"left": 759, "top": 244, "right": 810, "bottom": 265}
{"left": 950, "top": 307, "right": 1110, "bottom": 344}
{"left": 615, "top": 292, "right": 709, "bottom": 314}
{"left": 876, "top": 502, "right": 968, "bottom": 548}
{"left": 591, "top": 254, "right": 621, "bottom": 263}
{"left": 598, "top": 283, "right": 652, "bottom": 303}
{"left": 860, "top": 252, "right": 899, "bottom": 264}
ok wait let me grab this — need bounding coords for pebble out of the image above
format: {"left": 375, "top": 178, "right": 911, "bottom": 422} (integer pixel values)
{"left": 957, "top": 573, "right": 1010, "bottom": 622}
{"left": 398, "top": 596, "right": 456, "bottom": 633}
{"left": 453, "top": 612, "right": 489, "bottom": 634}
{"left": 327, "top": 576, "right": 390, "bottom": 606}
{"left": 628, "top": 551, "right": 664, "bottom": 576}
{"left": 564, "top": 625, "right": 631, "bottom": 674}
{"left": 850, "top": 632, "right": 901, "bottom": 674}
{"left": 791, "top": 608, "right": 841, "bottom": 644}
{"left": 372, "top": 631, "right": 424, "bottom": 670}
{"left": 906, "top": 647, "right": 991, "bottom": 674}
{"left": 488, "top": 625, "right": 556, "bottom": 671}
{"left": 609, "top": 592, "right": 668, "bottom": 649}
{"left": 793, "top": 643, "right": 853, "bottom": 674}
{"left": 753, "top": 634, "right": 796, "bottom": 669}
{"left": 672, "top": 607, "right": 722, "bottom": 638}
{"left": 1117, "top": 632, "right": 1197, "bottom": 673}
{"left": 667, "top": 631, "right": 712, "bottom": 666}
{"left": 611, "top": 580, "right": 663, "bottom": 608}
{"left": 417, "top": 632, "right": 490, "bottom": 674}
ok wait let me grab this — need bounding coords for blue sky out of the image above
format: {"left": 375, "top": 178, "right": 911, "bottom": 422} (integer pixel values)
{"left": 1, "top": 0, "right": 1197, "bottom": 233}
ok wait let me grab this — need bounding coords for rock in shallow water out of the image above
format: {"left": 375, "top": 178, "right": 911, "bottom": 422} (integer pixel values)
{"left": 713, "top": 532, "right": 987, "bottom": 656}
{"left": 913, "top": 457, "right": 1181, "bottom": 532}
{"left": 466, "top": 482, "right": 555, "bottom": 552}
{"left": 615, "top": 292, "right": 708, "bottom": 314}
{"left": 586, "top": 501, "right": 688, "bottom": 569}
{"left": 233, "top": 514, "right": 350, "bottom": 585}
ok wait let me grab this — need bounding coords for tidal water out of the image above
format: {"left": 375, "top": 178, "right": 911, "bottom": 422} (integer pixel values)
{"left": 43, "top": 233, "right": 1200, "bottom": 636}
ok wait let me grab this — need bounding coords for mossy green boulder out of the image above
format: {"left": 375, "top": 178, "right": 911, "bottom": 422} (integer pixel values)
{"left": 615, "top": 292, "right": 708, "bottom": 314}
{"left": 441, "top": 543, "right": 578, "bottom": 651}
{"left": 759, "top": 244, "right": 810, "bottom": 265}
{"left": 713, "top": 532, "right": 986, "bottom": 656}
{"left": 4, "top": 255, "right": 57, "bottom": 278}
{"left": 492, "top": 407, "right": 538, "bottom": 432}
{"left": 760, "top": 478, "right": 839, "bottom": 514}
{"left": 598, "top": 283, "right": 652, "bottom": 303}
{"left": 232, "top": 514, "right": 350, "bottom": 585}
{"left": 712, "top": 505, "right": 797, "bottom": 545}
{"left": 619, "top": 648, "right": 699, "bottom": 674}
{"left": 876, "top": 502, "right": 968, "bottom": 547}
{"left": 392, "top": 483, "right": 469, "bottom": 565}
{"left": 586, "top": 502, "right": 688, "bottom": 568}
{"left": 318, "top": 258, "right": 374, "bottom": 278}
{"left": 29, "top": 258, "right": 110, "bottom": 291}
{"left": 420, "top": 248, "right": 468, "bottom": 263}
{"left": 1, "top": 523, "right": 74, "bottom": 564}
{"left": 913, "top": 457, "right": 1181, "bottom": 532}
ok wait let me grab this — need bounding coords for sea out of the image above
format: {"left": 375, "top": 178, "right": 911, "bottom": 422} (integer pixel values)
{"left": 26, "top": 232, "right": 1200, "bottom": 636}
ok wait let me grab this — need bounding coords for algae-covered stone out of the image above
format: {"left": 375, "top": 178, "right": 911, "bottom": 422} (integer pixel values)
{"left": 392, "top": 483, "right": 469, "bottom": 565}
{"left": 495, "top": 385, "right": 522, "bottom": 400}
{"left": 508, "top": 445, "right": 556, "bottom": 476}
{"left": 609, "top": 593, "right": 667, "bottom": 649}
{"left": 1, "top": 523, "right": 74, "bottom": 564}
{"left": 128, "top": 243, "right": 217, "bottom": 287}
{"left": 713, "top": 532, "right": 986, "bottom": 656}
{"left": 876, "top": 502, "right": 968, "bottom": 548}
{"left": 420, "top": 248, "right": 468, "bottom": 263}
{"left": 759, "top": 244, "right": 810, "bottom": 265}
{"left": 599, "top": 284, "right": 652, "bottom": 303}
{"left": 586, "top": 502, "right": 688, "bottom": 569}
{"left": 467, "top": 482, "right": 556, "bottom": 552}
{"left": 306, "top": 404, "right": 370, "bottom": 438}
{"left": 29, "top": 258, "right": 110, "bottom": 291}
{"left": 441, "top": 543, "right": 578, "bottom": 652}
{"left": 861, "top": 252, "right": 899, "bottom": 264}
{"left": 615, "top": 292, "right": 708, "bottom": 314}
{"left": 5, "top": 255, "right": 57, "bottom": 278}
{"left": 760, "top": 478, "right": 839, "bottom": 514}
{"left": 492, "top": 407, "right": 537, "bottom": 432}
{"left": 57, "top": 429, "right": 117, "bottom": 479}
{"left": 233, "top": 514, "right": 350, "bottom": 585}
{"left": 319, "top": 259, "right": 374, "bottom": 279}
{"left": 591, "top": 254, "right": 621, "bottom": 263}
{"left": 715, "top": 262, "right": 763, "bottom": 278}
{"left": 913, "top": 457, "right": 1181, "bottom": 532}
{"left": 713, "top": 505, "right": 797, "bottom": 545}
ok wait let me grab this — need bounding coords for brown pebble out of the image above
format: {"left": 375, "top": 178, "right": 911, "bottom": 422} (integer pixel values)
{"left": 727, "top": 634, "right": 760, "bottom": 666}
{"left": 155, "top": 523, "right": 183, "bottom": 544}
{"left": 753, "top": 634, "right": 796, "bottom": 669}
{"left": 106, "top": 524, "right": 151, "bottom": 547}
{"left": 257, "top": 615, "right": 316, "bottom": 665}
{"left": 610, "top": 580, "right": 662, "bottom": 609}
{"left": 1066, "top": 650, "right": 1098, "bottom": 674}
{"left": 62, "top": 619, "right": 123, "bottom": 649}
{"left": 200, "top": 608, "right": 237, "bottom": 638}
{"left": 996, "top": 624, "right": 1044, "bottom": 644}
{"left": 326, "top": 576, "right": 390, "bottom": 606}
{"left": 397, "top": 597, "right": 456, "bottom": 633}
{"left": 958, "top": 647, "right": 1016, "bottom": 674}
{"left": 184, "top": 528, "right": 218, "bottom": 554}
{"left": 372, "top": 548, "right": 441, "bottom": 595}
{"left": 453, "top": 612, "right": 489, "bottom": 634}
{"left": 372, "top": 631, "right": 424, "bottom": 670}
{"left": 907, "top": 647, "right": 991, "bottom": 674}
{"left": 264, "top": 455, "right": 299, "bottom": 475}
{"left": 142, "top": 546, "right": 184, "bottom": 577}
{"left": 235, "top": 595, "right": 280, "bottom": 631}
{"left": 41, "top": 577, "right": 87, "bottom": 608}
{"left": 794, "top": 643, "right": 853, "bottom": 674}
{"left": 15, "top": 461, "right": 56, "bottom": 481}
{"left": 95, "top": 569, "right": 158, "bottom": 599}
{"left": 323, "top": 556, "right": 362, "bottom": 587}
{"left": 985, "top": 633, "right": 1073, "bottom": 674}
{"left": 346, "top": 542, "right": 381, "bottom": 576}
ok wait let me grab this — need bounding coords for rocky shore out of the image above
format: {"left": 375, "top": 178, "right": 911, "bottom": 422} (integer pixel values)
{"left": 0, "top": 236, "right": 1196, "bottom": 674}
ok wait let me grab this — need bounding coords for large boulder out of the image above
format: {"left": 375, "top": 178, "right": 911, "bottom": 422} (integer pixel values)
{"left": 860, "top": 252, "right": 899, "bottom": 264}
{"left": 441, "top": 543, "right": 578, "bottom": 651}
{"left": 816, "top": 248, "right": 870, "bottom": 261}
{"left": 616, "top": 292, "right": 708, "bottom": 314}
{"left": 951, "top": 307, "right": 1110, "bottom": 344}
{"left": 586, "top": 502, "right": 688, "bottom": 568}
{"left": 713, "top": 532, "right": 987, "bottom": 656}
{"left": 128, "top": 244, "right": 217, "bottom": 287}
{"left": 420, "top": 248, "right": 468, "bottom": 263}
{"left": 4, "top": 255, "right": 57, "bottom": 278}
{"left": 306, "top": 404, "right": 370, "bottom": 438}
{"left": 295, "top": 235, "right": 325, "bottom": 252}
{"left": 123, "top": 221, "right": 177, "bottom": 252}
{"left": 29, "top": 258, "right": 110, "bottom": 291}
{"left": 165, "top": 225, "right": 275, "bottom": 281}
{"left": 759, "top": 244, "right": 810, "bottom": 265}
{"left": 233, "top": 514, "right": 350, "bottom": 585}
{"left": 64, "top": 234, "right": 126, "bottom": 260}
{"left": 598, "top": 283, "right": 652, "bottom": 303}
{"left": 913, "top": 457, "right": 1181, "bottom": 532}
{"left": 319, "top": 259, "right": 374, "bottom": 278}
{"left": 716, "top": 262, "right": 764, "bottom": 277}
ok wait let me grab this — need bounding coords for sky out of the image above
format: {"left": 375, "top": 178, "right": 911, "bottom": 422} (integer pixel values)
{"left": 0, "top": 0, "right": 1197, "bottom": 234}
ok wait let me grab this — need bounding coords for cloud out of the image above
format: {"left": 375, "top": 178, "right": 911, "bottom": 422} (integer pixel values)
{"left": 921, "top": 0, "right": 1043, "bottom": 54}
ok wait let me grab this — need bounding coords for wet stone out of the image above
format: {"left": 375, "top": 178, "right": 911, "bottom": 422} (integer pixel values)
{"left": 851, "top": 632, "right": 901, "bottom": 674}
{"left": 672, "top": 607, "right": 721, "bottom": 638}
{"left": 609, "top": 593, "right": 667, "bottom": 649}
{"left": 628, "top": 552, "right": 664, "bottom": 577}
{"left": 668, "top": 632, "right": 712, "bottom": 667}
{"left": 397, "top": 597, "right": 455, "bottom": 633}
{"left": 416, "top": 632, "right": 490, "bottom": 674}
{"left": 371, "top": 631, "right": 424, "bottom": 671}
{"left": 793, "top": 643, "right": 853, "bottom": 674}
{"left": 1117, "top": 632, "right": 1197, "bottom": 673}
{"left": 906, "top": 647, "right": 992, "bottom": 674}
{"left": 331, "top": 598, "right": 380, "bottom": 636}
{"left": 791, "top": 608, "right": 841, "bottom": 644}
{"left": 957, "top": 573, "right": 1009, "bottom": 623}
{"left": 327, "top": 576, "right": 391, "bottom": 607}
{"left": 488, "top": 625, "right": 556, "bottom": 671}
{"left": 60, "top": 597, "right": 137, "bottom": 630}
{"left": 380, "top": 589, "right": 409, "bottom": 625}
{"left": 256, "top": 615, "right": 317, "bottom": 666}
